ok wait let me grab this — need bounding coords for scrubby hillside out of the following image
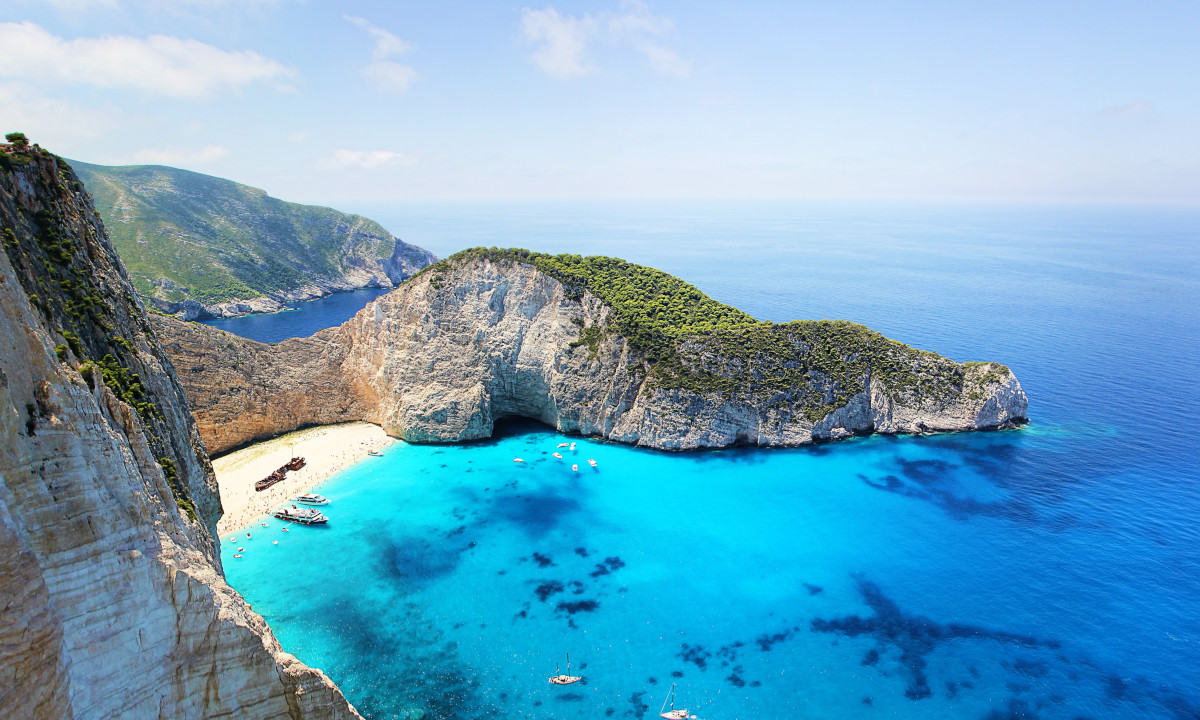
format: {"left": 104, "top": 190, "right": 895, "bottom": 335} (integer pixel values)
{"left": 73, "top": 161, "right": 435, "bottom": 318}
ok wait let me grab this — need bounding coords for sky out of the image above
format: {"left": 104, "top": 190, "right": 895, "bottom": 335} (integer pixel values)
{"left": 1, "top": 0, "right": 1198, "bottom": 205}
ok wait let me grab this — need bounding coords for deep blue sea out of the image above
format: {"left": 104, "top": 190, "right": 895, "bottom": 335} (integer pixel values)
{"left": 201, "top": 288, "right": 392, "bottom": 343}
{"left": 219, "top": 202, "right": 1200, "bottom": 720}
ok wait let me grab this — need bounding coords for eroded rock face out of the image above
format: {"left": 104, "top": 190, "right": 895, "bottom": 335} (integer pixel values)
{"left": 156, "top": 256, "right": 1027, "bottom": 455}
{"left": 0, "top": 148, "right": 361, "bottom": 719}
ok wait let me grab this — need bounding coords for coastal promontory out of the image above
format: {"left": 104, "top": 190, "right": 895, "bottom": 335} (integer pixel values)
{"left": 156, "top": 248, "right": 1028, "bottom": 455}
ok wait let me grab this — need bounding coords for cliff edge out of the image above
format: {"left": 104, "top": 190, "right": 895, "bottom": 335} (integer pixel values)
{"left": 0, "top": 137, "right": 361, "bottom": 719}
{"left": 156, "top": 248, "right": 1027, "bottom": 455}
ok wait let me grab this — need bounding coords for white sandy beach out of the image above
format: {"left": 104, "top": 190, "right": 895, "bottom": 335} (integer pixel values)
{"left": 212, "top": 421, "right": 394, "bottom": 535}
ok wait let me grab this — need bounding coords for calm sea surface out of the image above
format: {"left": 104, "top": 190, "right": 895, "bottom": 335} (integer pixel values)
{"left": 201, "top": 288, "right": 392, "bottom": 343}
{"left": 219, "top": 201, "right": 1200, "bottom": 719}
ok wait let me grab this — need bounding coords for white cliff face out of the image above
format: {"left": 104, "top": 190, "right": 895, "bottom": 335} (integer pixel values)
{"left": 0, "top": 149, "right": 361, "bottom": 719}
{"left": 159, "top": 256, "right": 1027, "bottom": 455}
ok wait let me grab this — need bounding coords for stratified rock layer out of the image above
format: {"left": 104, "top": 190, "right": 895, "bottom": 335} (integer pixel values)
{"left": 156, "top": 254, "right": 1027, "bottom": 455}
{"left": 0, "top": 146, "right": 361, "bottom": 719}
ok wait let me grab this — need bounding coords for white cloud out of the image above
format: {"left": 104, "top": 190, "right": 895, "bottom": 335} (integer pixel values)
{"left": 1101, "top": 101, "right": 1154, "bottom": 117}
{"left": 638, "top": 41, "right": 690, "bottom": 77}
{"left": 130, "top": 144, "right": 229, "bottom": 164}
{"left": 344, "top": 15, "right": 418, "bottom": 94}
{"left": 521, "top": 7, "right": 596, "bottom": 78}
{"left": 0, "top": 81, "right": 121, "bottom": 143}
{"left": 22, "top": 0, "right": 286, "bottom": 10}
{"left": 344, "top": 15, "right": 414, "bottom": 61}
{"left": 23, "top": 0, "right": 119, "bottom": 10}
{"left": 365, "top": 61, "right": 418, "bottom": 94}
{"left": 0, "top": 22, "right": 293, "bottom": 99}
{"left": 323, "top": 149, "right": 417, "bottom": 170}
{"left": 520, "top": 1, "right": 689, "bottom": 79}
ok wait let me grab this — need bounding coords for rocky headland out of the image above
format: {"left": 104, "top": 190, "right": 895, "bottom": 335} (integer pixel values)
{"left": 72, "top": 161, "right": 436, "bottom": 320}
{"left": 0, "top": 139, "right": 361, "bottom": 718}
{"left": 156, "top": 248, "right": 1028, "bottom": 456}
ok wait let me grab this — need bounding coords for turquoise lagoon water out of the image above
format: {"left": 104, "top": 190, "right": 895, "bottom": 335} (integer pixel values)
{"left": 221, "top": 203, "right": 1200, "bottom": 719}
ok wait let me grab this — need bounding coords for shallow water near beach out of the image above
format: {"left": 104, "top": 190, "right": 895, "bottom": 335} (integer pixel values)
{"left": 222, "top": 202, "right": 1200, "bottom": 719}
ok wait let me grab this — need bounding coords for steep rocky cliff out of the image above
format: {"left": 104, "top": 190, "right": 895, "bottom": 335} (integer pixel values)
{"left": 156, "top": 249, "right": 1027, "bottom": 455}
{"left": 0, "top": 139, "right": 361, "bottom": 719}
{"left": 72, "top": 161, "right": 436, "bottom": 319}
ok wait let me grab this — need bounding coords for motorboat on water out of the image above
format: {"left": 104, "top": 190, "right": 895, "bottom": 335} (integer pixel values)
{"left": 659, "top": 684, "right": 695, "bottom": 719}
{"left": 273, "top": 506, "right": 328, "bottom": 524}
{"left": 547, "top": 653, "right": 581, "bottom": 686}
{"left": 296, "top": 493, "right": 329, "bottom": 505}
{"left": 367, "top": 449, "right": 383, "bottom": 457}
{"left": 587, "top": 459, "right": 598, "bottom": 468}
{"left": 552, "top": 452, "right": 563, "bottom": 459}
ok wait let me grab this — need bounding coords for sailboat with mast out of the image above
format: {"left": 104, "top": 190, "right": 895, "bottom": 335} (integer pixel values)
{"left": 659, "top": 683, "right": 695, "bottom": 719}
{"left": 547, "top": 653, "right": 582, "bottom": 685}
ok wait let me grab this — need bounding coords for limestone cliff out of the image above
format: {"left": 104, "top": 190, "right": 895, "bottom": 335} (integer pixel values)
{"left": 0, "top": 140, "right": 361, "bottom": 719}
{"left": 155, "top": 249, "right": 1027, "bottom": 455}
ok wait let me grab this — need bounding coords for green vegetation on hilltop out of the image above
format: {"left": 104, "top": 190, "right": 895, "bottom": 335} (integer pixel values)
{"left": 429, "top": 248, "right": 999, "bottom": 421}
{"left": 71, "top": 161, "right": 432, "bottom": 306}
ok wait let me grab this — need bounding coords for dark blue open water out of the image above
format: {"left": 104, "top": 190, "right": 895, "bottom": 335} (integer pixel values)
{"left": 201, "top": 288, "right": 392, "bottom": 343}
{"left": 219, "top": 202, "right": 1200, "bottom": 719}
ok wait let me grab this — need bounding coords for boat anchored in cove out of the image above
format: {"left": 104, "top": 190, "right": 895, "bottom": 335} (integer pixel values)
{"left": 273, "top": 506, "right": 328, "bottom": 524}
{"left": 548, "top": 653, "right": 581, "bottom": 685}
{"left": 659, "top": 684, "right": 695, "bottom": 719}
{"left": 296, "top": 493, "right": 329, "bottom": 505}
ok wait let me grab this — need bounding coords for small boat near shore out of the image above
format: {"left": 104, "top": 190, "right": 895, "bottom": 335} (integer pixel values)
{"left": 367, "top": 449, "right": 383, "bottom": 457}
{"left": 557, "top": 442, "right": 569, "bottom": 448}
{"left": 587, "top": 459, "right": 597, "bottom": 468}
{"left": 552, "top": 452, "right": 563, "bottom": 459}
{"left": 296, "top": 493, "right": 329, "bottom": 505}
{"left": 513, "top": 458, "right": 525, "bottom": 463}
{"left": 572, "top": 464, "right": 578, "bottom": 472}
{"left": 273, "top": 506, "right": 328, "bottom": 524}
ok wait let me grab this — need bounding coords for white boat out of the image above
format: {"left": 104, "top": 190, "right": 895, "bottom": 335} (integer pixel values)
{"left": 552, "top": 452, "right": 563, "bottom": 459}
{"left": 569, "top": 442, "right": 576, "bottom": 450}
{"left": 547, "top": 653, "right": 582, "bottom": 686}
{"left": 659, "top": 684, "right": 694, "bottom": 719}
{"left": 572, "top": 464, "right": 578, "bottom": 472}
{"left": 366, "top": 449, "right": 383, "bottom": 457}
{"left": 296, "top": 493, "right": 329, "bottom": 505}
{"left": 587, "top": 459, "right": 597, "bottom": 467}
{"left": 273, "top": 506, "right": 328, "bottom": 524}
{"left": 557, "top": 442, "right": 569, "bottom": 448}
